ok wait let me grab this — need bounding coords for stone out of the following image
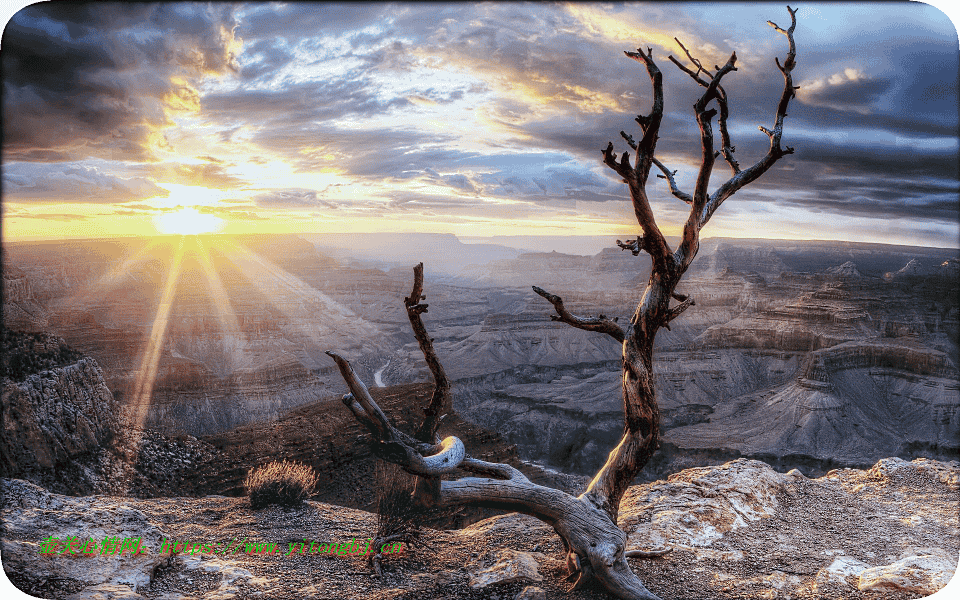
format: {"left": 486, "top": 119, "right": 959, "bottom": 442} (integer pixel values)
{"left": 469, "top": 549, "right": 543, "bottom": 589}
{"left": 64, "top": 583, "right": 145, "bottom": 600}
{"left": 0, "top": 479, "right": 168, "bottom": 598}
{"left": 176, "top": 552, "right": 275, "bottom": 599}
{"left": 434, "top": 570, "right": 460, "bottom": 586}
{"left": 514, "top": 586, "right": 547, "bottom": 600}
{"left": 813, "top": 555, "right": 871, "bottom": 591}
{"left": 619, "top": 459, "right": 783, "bottom": 555}
{"left": 858, "top": 548, "right": 957, "bottom": 595}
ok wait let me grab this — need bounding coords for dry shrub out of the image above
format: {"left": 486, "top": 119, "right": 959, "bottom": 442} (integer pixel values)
{"left": 374, "top": 462, "right": 461, "bottom": 547}
{"left": 375, "top": 462, "right": 425, "bottom": 546}
{"left": 245, "top": 459, "right": 318, "bottom": 509}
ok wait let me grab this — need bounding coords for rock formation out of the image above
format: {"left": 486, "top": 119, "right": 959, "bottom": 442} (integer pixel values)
{"left": 0, "top": 331, "right": 129, "bottom": 495}
{"left": 4, "top": 235, "right": 957, "bottom": 480}
{"left": 2, "top": 264, "right": 48, "bottom": 331}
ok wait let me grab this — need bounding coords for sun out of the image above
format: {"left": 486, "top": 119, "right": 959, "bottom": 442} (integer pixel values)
{"left": 154, "top": 207, "right": 223, "bottom": 235}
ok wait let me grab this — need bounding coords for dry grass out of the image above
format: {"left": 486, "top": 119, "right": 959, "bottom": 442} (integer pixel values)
{"left": 244, "top": 459, "right": 318, "bottom": 509}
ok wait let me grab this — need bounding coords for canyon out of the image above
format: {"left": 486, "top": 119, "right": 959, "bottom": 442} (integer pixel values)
{"left": 3, "top": 234, "right": 958, "bottom": 482}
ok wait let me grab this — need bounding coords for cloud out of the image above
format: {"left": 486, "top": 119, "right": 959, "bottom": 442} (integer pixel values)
{"left": 2, "top": 162, "right": 168, "bottom": 203}
{"left": 237, "top": 38, "right": 296, "bottom": 82}
{"left": 1, "top": 3, "right": 955, "bottom": 246}
{"left": 201, "top": 77, "right": 412, "bottom": 128}
{"left": 251, "top": 188, "right": 336, "bottom": 209}
{"left": 797, "top": 69, "right": 893, "bottom": 113}
{"left": 149, "top": 161, "right": 246, "bottom": 189}
{"left": 236, "top": 3, "right": 387, "bottom": 42}
{"left": 11, "top": 212, "right": 91, "bottom": 222}
{"left": 2, "top": 3, "right": 240, "bottom": 162}
{"left": 197, "top": 205, "right": 269, "bottom": 220}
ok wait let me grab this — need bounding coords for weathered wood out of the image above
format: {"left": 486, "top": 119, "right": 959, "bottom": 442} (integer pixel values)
{"left": 404, "top": 263, "right": 451, "bottom": 442}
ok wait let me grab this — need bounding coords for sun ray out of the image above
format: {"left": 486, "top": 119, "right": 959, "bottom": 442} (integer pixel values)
{"left": 128, "top": 236, "right": 186, "bottom": 431}
{"left": 68, "top": 239, "right": 162, "bottom": 307}
{"left": 194, "top": 237, "right": 250, "bottom": 373}
{"left": 217, "top": 240, "right": 379, "bottom": 349}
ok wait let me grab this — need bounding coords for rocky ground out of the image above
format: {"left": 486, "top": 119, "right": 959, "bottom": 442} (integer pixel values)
{"left": 3, "top": 457, "right": 956, "bottom": 600}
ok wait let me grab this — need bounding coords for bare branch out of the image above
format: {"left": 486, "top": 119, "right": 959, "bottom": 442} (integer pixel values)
{"left": 602, "top": 141, "right": 632, "bottom": 180}
{"left": 675, "top": 52, "right": 737, "bottom": 262}
{"left": 715, "top": 92, "right": 741, "bottom": 175}
{"left": 651, "top": 157, "right": 693, "bottom": 204}
{"left": 660, "top": 296, "right": 696, "bottom": 331}
{"left": 618, "top": 47, "right": 673, "bottom": 270}
{"left": 669, "top": 40, "right": 741, "bottom": 176}
{"left": 698, "top": 6, "right": 799, "bottom": 236}
{"left": 669, "top": 38, "right": 711, "bottom": 84}
{"left": 404, "top": 263, "right": 450, "bottom": 442}
{"left": 617, "top": 238, "right": 643, "bottom": 256}
{"left": 623, "top": 47, "right": 663, "bottom": 173}
{"left": 533, "top": 286, "right": 625, "bottom": 343}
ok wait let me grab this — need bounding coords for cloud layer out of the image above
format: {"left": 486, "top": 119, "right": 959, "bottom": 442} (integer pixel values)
{"left": 2, "top": 2, "right": 957, "bottom": 246}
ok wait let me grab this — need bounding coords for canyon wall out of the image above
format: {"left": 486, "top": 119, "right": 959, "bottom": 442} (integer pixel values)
{"left": 4, "top": 235, "right": 957, "bottom": 479}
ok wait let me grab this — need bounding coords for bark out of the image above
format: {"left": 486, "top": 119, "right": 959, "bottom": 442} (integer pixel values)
{"left": 328, "top": 8, "right": 799, "bottom": 599}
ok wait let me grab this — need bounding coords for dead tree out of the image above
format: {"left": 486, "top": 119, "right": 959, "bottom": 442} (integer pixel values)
{"left": 327, "top": 8, "right": 798, "bottom": 599}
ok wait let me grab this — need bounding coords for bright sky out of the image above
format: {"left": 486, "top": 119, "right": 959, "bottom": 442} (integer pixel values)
{"left": 2, "top": 2, "right": 958, "bottom": 247}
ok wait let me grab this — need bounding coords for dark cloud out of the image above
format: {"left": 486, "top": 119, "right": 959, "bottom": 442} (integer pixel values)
{"left": 237, "top": 38, "right": 296, "bottom": 81}
{"left": 236, "top": 3, "right": 389, "bottom": 42}
{"left": 2, "top": 3, "right": 240, "bottom": 162}
{"left": 201, "top": 78, "right": 412, "bottom": 127}
{"left": 797, "top": 71, "right": 894, "bottom": 112}
{"left": 422, "top": 168, "right": 479, "bottom": 194}
{"left": 2, "top": 162, "right": 168, "bottom": 203}
{"left": 785, "top": 191, "right": 957, "bottom": 223}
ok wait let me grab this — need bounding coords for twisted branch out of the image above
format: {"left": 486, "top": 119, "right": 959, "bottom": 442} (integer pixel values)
{"left": 603, "top": 46, "right": 673, "bottom": 270}
{"left": 326, "top": 352, "right": 465, "bottom": 476}
{"left": 533, "top": 286, "right": 625, "bottom": 343}
{"left": 661, "top": 296, "right": 696, "bottom": 331}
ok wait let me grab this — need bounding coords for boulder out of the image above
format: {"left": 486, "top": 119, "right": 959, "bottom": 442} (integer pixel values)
{"left": 813, "top": 554, "right": 871, "bottom": 592}
{"left": 514, "top": 586, "right": 547, "bottom": 600}
{"left": 469, "top": 549, "right": 543, "bottom": 589}
{"left": 619, "top": 459, "right": 784, "bottom": 554}
{"left": 858, "top": 548, "right": 957, "bottom": 595}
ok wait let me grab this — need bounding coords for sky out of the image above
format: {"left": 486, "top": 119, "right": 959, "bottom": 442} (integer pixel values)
{"left": 2, "top": 2, "right": 958, "bottom": 248}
